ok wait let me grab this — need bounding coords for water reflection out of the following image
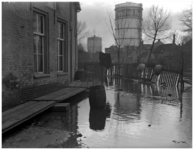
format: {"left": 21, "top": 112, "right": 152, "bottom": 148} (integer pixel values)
{"left": 2, "top": 77, "right": 192, "bottom": 148}
{"left": 80, "top": 76, "right": 191, "bottom": 148}
{"left": 89, "top": 103, "right": 111, "bottom": 131}
{"left": 113, "top": 91, "right": 141, "bottom": 122}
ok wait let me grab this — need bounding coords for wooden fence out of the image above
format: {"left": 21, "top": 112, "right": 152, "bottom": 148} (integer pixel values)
{"left": 157, "top": 65, "right": 181, "bottom": 87}
{"left": 78, "top": 62, "right": 183, "bottom": 88}
{"left": 82, "top": 62, "right": 106, "bottom": 77}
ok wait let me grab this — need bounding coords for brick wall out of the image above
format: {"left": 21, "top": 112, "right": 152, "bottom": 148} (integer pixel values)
{"left": 2, "top": 2, "right": 79, "bottom": 111}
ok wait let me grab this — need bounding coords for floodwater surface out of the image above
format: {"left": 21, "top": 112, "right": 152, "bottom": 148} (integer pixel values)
{"left": 2, "top": 77, "right": 192, "bottom": 148}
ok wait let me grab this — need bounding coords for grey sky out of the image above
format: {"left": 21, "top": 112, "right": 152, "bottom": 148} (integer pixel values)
{"left": 78, "top": 0, "right": 192, "bottom": 51}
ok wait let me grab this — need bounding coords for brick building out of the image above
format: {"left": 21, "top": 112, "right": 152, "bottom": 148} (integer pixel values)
{"left": 2, "top": 2, "right": 81, "bottom": 111}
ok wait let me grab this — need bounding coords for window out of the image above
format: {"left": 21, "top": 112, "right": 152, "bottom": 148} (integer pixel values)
{"left": 57, "top": 21, "right": 67, "bottom": 72}
{"left": 33, "top": 12, "right": 46, "bottom": 73}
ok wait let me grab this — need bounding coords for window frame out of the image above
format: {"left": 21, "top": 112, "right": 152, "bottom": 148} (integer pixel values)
{"left": 57, "top": 20, "right": 68, "bottom": 73}
{"left": 33, "top": 9, "right": 49, "bottom": 75}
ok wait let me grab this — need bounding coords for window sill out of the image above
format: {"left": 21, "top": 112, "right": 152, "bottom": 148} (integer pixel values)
{"left": 57, "top": 72, "right": 68, "bottom": 76}
{"left": 34, "top": 73, "right": 50, "bottom": 79}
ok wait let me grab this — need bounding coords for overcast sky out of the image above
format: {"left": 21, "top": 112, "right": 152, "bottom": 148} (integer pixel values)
{"left": 78, "top": 0, "right": 192, "bottom": 51}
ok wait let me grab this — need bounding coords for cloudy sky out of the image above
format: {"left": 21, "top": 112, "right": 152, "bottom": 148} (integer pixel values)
{"left": 77, "top": 0, "right": 192, "bottom": 51}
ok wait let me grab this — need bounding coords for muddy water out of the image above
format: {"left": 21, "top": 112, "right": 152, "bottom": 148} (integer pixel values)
{"left": 2, "top": 78, "right": 192, "bottom": 148}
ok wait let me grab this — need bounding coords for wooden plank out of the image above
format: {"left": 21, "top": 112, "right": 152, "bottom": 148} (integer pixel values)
{"left": 3, "top": 101, "right": 36, "bottom": 117}
{"left": 3, "top": 102, "right": 42, "bottom": 122}
{"left": 81, "top": 82, "right": 89, "bottom": 88}
{"left": 33, "top": 88, "right": 76, "bottom": 101}
{"left": 69, "top": 81, "right": 79, "bottom": 87}
{"left": 69, "top": 81, "right": 82, "bottom": 87}
{"left": 80, "top": 82, "right": 85, "bottom": 88}
{"left": 3, "top": 101, "right": 55, "bottom": 132}
{"left": 73, "top": 81, "right": 80, "bottom": 86}
{"left": 33, "top": 87, "right": 86, "bottom": 101}
{"left": 75, "top": 81, "right": 82, "bottom": 87}
{"left": 87, "top": 82, "right": 93, "bottom": 88}
{"left": 2, "top": 101, "right": 55, "bottom": 133}
{"left": 53, "top": 88, "right": 85, "bottom": 101}
{"left": 69, "top": 81, "right": 78, "bottom": 87}
{"left": 82, "top": 81, "right": 92, "bottom": 88}
{"left": 68, "top": 81, "right": 93, "bottom": 88}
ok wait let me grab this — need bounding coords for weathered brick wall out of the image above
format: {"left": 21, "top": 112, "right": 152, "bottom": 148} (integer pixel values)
{"left": 2, "top": 2, "right": 78, "bottom": 111}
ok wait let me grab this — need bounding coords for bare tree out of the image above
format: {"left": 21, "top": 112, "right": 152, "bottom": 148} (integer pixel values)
{"left": 179, "top": 5, "right": 192, "bottom": 36}
{"left": 143, "top": 5, "right": 171, "bottom": 63}
{"left": 106, "top": 11, "right": 132, "bottom": 74}
{"left": 77, "top": 21, "right": 90, "bottom": 44}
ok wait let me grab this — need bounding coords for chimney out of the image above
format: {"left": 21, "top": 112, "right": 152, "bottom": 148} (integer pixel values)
{"left": 173, "top": 34, "right": 175, "bottom": 44}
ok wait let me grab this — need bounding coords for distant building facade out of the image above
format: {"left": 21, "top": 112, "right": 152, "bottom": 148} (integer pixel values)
{"left": 87, "top": 35, "right": 102, "bottom": 53}
{"left": 105, "top": 45, "right": 139, "bottom": 64}
{"left": 2, "top": 2, "right": 81, "bottom": 110}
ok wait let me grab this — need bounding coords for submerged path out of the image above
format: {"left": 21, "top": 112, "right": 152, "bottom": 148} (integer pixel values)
{"left": 2, "top": 81, "right": 93, "bottom": 134}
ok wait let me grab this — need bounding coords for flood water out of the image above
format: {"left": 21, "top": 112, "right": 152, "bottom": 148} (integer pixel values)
{"left": 2, "top": 77, "right": 192, "bottom": 148}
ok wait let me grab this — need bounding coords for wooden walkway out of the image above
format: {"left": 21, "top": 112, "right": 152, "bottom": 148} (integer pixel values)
{"left": 2, "top": 101, "right": 55, "bottom": 134}
{"left": 69, "top": 81, "right": 93, "bottom": 88}
{"left": 33, "top": 87, "right": 86, "bottom": 101}
{"left": 2, "top": 81, "right": 93, "bottom": 134}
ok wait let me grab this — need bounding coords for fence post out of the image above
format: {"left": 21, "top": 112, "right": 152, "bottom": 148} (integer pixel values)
{"left": 84, "top": 63, "right": 86, "bottom": 80}
{"left": 110, "top": 65, "right": 113, "bottom": 77}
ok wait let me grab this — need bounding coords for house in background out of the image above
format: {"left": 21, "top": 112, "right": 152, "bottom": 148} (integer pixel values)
{"left": 153, "top": 43, "right": 179, "bottom": 66}
{"left": 2, "top": 2, "right": 81, "bottom": 111}
{"left": 138, "top": 39, "right": 164, "bottom": 64}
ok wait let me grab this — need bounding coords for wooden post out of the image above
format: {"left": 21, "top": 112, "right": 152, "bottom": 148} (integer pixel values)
{"left": 84, "top": 63, "right": 86, "bottom": 80}
{"left": 110, "top": 65, "right": 113, "bottom": 77}
{"left": 116, "top": 63, "right": 117, "bottom": 76}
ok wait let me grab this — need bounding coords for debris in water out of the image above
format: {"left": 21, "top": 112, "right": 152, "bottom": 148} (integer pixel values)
{"left": 172, "top": 140, "right": 186, "bottom": 144}
{"left": 148, "top": 124, "right": 151, "bottom": 127}
{"left": 77, "top": 133, "right": 82, "bottom": 137}
{"left": 181, "top": 141, "right": 186, "bottom": 143}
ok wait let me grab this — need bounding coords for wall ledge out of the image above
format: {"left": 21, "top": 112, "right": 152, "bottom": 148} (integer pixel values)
{"left": 57, "top": 72, "right": 68, "bottom": 76}
{"left": 34, "top": 73, "right": 50, "bottom": 79}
